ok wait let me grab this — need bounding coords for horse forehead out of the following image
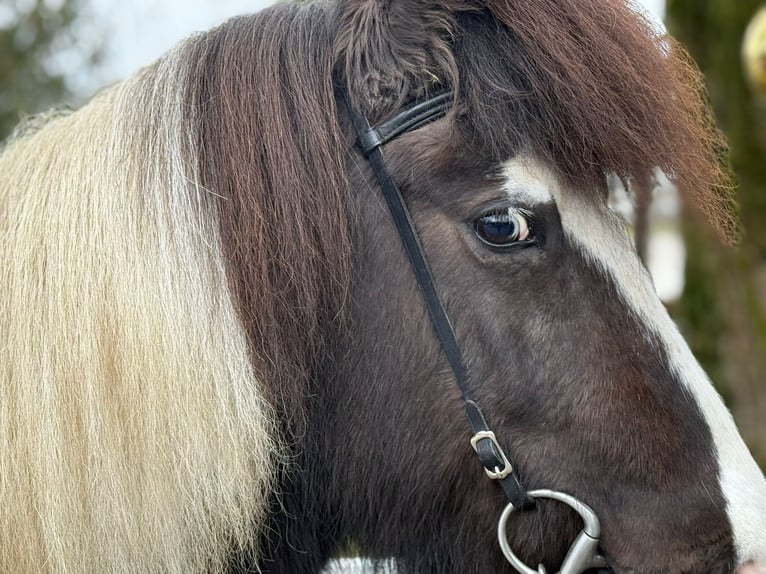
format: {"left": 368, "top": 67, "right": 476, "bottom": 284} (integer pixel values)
{"left": 501, "top": 154, "right": 766, "bottom": 566}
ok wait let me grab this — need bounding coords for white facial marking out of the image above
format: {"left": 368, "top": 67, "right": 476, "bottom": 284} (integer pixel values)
{"left": 502, "top": 155, "right": 766, "bottom": 567}
{"left": 500, "top": 157, "right": 555, "bottom": 206}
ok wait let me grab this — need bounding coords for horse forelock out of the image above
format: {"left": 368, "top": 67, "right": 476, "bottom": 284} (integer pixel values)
{"left": 333, "top": 0, "right": 737, "bottom": 243}
{"left": 456, "top": 0, "right": 736, "bottom": 242}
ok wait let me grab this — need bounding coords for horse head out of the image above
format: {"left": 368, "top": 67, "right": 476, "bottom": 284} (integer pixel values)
{"left": 1, "top": 0, "right": 764, "bottom": 573}
{"left": 277, "top": 0, "right": 763, "bottom": 572}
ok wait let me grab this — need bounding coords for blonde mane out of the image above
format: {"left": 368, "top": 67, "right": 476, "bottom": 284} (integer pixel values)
{"left": 0, "top": 39, "right": 280, "bottom": 573}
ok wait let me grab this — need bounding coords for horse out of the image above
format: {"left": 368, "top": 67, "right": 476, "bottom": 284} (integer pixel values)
{"left": 1, "top": 0, "right": 765, "bottom": 572}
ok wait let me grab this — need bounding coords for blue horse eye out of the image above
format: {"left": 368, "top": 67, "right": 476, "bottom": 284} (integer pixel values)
{"left": 474, "top": 209, "right": 530, "bottom": 247}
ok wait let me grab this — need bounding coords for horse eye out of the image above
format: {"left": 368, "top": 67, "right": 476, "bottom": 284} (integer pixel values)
{"left": 474, "top": 208, "right": 531, "bottom": 247}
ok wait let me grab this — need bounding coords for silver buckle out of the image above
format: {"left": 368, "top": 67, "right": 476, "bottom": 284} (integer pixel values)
{"left": 470, "top": 430, "right": 513, "bottom": 480}
{"left": 497, "top": 489, "right": 609, "bottom": 574}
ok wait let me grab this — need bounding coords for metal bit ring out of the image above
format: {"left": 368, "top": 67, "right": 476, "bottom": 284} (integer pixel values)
{"left": 497, "top": 489, "right": 609, "bottom": 574}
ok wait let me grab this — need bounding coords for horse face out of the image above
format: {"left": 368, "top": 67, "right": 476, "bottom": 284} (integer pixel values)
{"left": 340, "top": 116, "right": 766, "bottom": 573}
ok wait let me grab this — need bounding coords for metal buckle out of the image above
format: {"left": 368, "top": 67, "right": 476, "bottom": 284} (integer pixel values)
{"left": 497, "top": 489, "right": 609, "bottom": 574}
{"left": 470, "top": 430, "right": 513, "bottom": 480}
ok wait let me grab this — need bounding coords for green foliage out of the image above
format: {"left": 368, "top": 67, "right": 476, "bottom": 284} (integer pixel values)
{"left": 0, "top": 0, "right": 94, "bottom": 139}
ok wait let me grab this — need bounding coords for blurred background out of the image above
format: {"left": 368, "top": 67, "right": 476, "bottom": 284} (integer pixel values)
{"left": 0, "top": 0, "right": 764, "bottom": 466}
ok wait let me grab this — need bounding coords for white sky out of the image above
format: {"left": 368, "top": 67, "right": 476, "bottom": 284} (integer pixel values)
{"left": 75, "top": 0, "right": 274, "bottom": 93}
{"left": 75, "top": 0, "right": 666, "bottom": 95}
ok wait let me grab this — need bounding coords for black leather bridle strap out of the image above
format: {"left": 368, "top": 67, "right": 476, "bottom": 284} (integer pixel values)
{"left": 357, "top": 92, "right": 453, "bottom": 155}
{"left": 342, "top": 90, "right": 530, "bottom": 508}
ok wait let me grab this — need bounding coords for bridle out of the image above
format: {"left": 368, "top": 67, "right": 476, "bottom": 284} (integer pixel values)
{"left": 341, "top": 88, "right": 612, "bottom": 574}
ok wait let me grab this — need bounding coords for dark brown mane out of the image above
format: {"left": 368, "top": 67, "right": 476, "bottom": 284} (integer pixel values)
{"left": 189, "top": 4, "right": 352, "bottom": 429}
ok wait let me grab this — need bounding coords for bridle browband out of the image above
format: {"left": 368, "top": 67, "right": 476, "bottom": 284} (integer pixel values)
{"left": 341, "top": 88, "right": 610, "bottom": 574}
